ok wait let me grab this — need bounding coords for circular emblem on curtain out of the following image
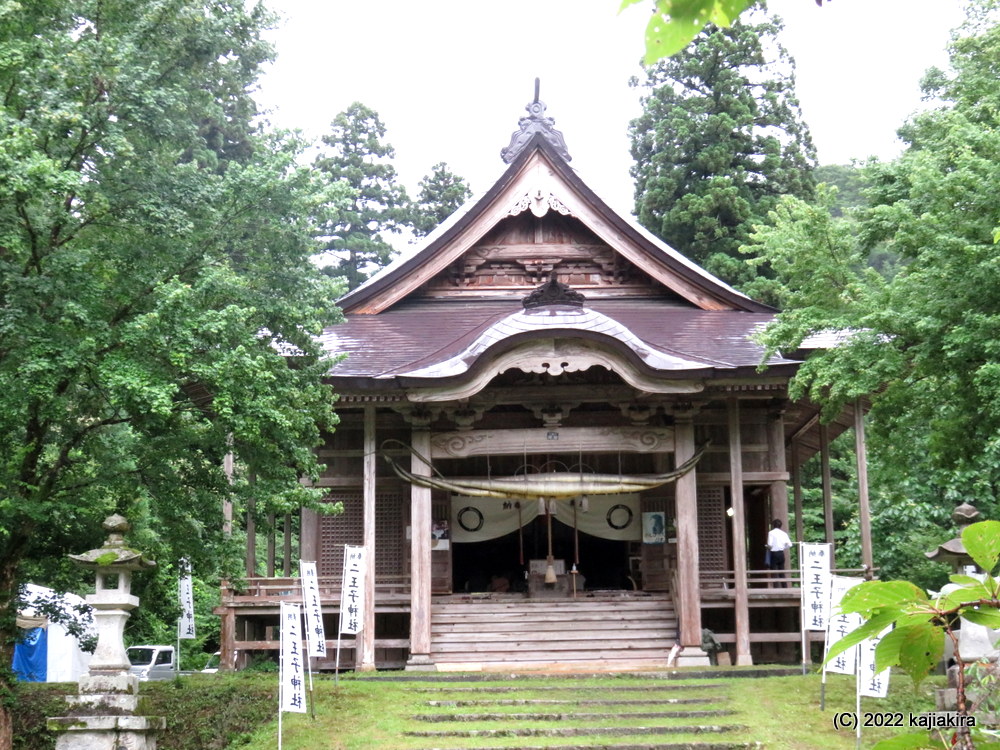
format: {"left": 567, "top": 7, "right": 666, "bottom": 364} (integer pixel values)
{"left": 457, "top": 506, "right": 485, "bottom": 532}
{"left": 606, "top": 504, "right": 633, "bottom": 530}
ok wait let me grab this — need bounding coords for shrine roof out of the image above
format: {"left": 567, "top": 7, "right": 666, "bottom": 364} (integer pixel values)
{"left": 335, "top": 135, "right": 774, "bottom": 316}
{"left": 321, "top": 298, "right": 798, "bottom": 386}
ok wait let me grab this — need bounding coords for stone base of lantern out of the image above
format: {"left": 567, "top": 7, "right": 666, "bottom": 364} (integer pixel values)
{"left": 48, "top": 715, "right": 165, "bottom": 750}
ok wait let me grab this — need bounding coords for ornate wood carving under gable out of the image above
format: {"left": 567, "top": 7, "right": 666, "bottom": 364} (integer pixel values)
{"left": 418, "top": 212, "right": 669, "bottom": 299}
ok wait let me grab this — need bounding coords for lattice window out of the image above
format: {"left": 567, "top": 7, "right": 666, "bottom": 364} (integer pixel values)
{"left": 697, "top": 486, "right": 726, "bottom": 571}
{"left": 318, "top": 492, "right": 404, "bottom": 579}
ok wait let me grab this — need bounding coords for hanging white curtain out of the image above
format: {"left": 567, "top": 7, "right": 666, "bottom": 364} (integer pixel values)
{"left": 450, "top": 497, "right": 540, "bottom": 542}
{"left": 449, "top": 494, "right": 640, "bottom": 543}
{"left": 553, "top": 494, "right": 641, "bottom": 541}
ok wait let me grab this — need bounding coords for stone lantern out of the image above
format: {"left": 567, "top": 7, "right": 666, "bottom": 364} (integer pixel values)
{"left": 48, "top": 514, "right": 165, "bottom": 750}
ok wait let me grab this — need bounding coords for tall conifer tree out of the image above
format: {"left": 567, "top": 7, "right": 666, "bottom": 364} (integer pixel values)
{"left": 313, "top": 103, "right": 410, "bottom": 290}
{"left": 412, "top": 162, "right": 472, "bottom": 238}
{"left": 629, "top": 9, "right": 816, "bottom": 284}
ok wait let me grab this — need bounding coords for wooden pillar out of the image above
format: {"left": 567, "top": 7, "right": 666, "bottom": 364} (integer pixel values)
{"left": 673, "top": 411, "right": 704, "bottom": 656}
{"left": 219, "top": 608, "right": 236, "bottom": 672}
{"left": 300, "top": 507, "right": 319, "bottom": 564}
{"left": 283, "top": 514, "right": 293, "bottom": 577}
{"left": 768, "top": 408, "right": 790, "bottom": 570}
{"left": 359, "top": 404, "right": 377, "bottom": 671}
{"left": 223, "top": 445, "right": 234, "bottom": 537}
{"left": 727, "top": 400, "right": 752, "bottom": 666}
{"left": 407, "top": 428, "right": 434, "bottom": 668}
{"left": 820, "top": 422, "right": 835, "bottom": 565}
{"left": 245, "top": 496, "right": 256, "bottom": 577}
{"left": 266, "top": 512, "right": 276, "bottom": 577}
{"left": 791, "top": 442, "right": 804, "bottom": 549}
{"left": 854, "top": 400, "right": 874, "bottom": 578}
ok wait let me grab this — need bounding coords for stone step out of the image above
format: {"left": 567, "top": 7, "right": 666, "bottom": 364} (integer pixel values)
{"left": 425, "top": 698, "right": 722, "bottom": 706}
{"left": 411, "top": 744, "right": 760, "bottom": 750}
{"left": 404, "top": 723, "right": 747, "bottom": 739}
{"left": 413, "top": 710, "right": 735, "bottom": 722}
{"left": 409, "top": 683, "right": 727, "bottom": 693}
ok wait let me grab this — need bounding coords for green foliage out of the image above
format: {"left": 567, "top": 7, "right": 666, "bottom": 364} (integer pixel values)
{"left": 629, "top": 8, "right": 816, "bottom": 284}
{"left": 313, "top": 102, "right": 411, "bottom": 290}
{"left": 0, "top": 0, "right": 343, "bottom": 739}
{"left": 412, "top": 162, "right": 472, "bottom": 238}
{"left": 814, "top": 164, "right": 870, "bottom": 217}
{"left": 746, "top": 1, "right": 1000, "bottom": 514}
{"left": 620, "top": 0, "right": 755, "bottom": 63}
{"left": 828, "top": 520, "right": 1000, "bottom": 748}
{"left": 13, "top": 675, "right": 275, "bottom": 750}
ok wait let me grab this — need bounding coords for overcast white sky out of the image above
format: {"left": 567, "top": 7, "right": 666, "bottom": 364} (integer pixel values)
{"left": 256, "top": 1, "right": 966, "bottom": 216}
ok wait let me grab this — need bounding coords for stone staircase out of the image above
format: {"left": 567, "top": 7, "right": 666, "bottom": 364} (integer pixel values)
{"left": 431, "top": 594, "right": 679, "bottom": 670}
{"left": 396, "top": 673, "right": 760, "bottom": 750}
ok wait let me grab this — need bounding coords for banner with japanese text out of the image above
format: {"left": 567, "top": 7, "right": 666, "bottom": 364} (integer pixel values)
{"left": 824, "top": 575, "right": 864, "bottom": 675}
{"left": 800, "top": 542, "right": 832, "bottom": 631}
{"left": 299, "top": 561, "right": 327, "bottom": 658}
{"left": 858, "top": 626, "right": 892, "bottom": 698}
{"left": 279, "top": 602, "right": 307, "bottom": 713}
{"left": 339, "top": 545, "right": 366, "bottom": 635}
{"left": 177, "top": 559, "right": 196, "bottom": 640}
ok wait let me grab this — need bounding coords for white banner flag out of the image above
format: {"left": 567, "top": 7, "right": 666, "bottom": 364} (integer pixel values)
{"left": 177, "top": 559, "right": 196, "bottom": 640}
{"left": 824, "top": 575, "right": 864, "bottom": 675}
{"left": 279, "top": 602, "right": 307, "bottom": 713}
{"left": 299, "top": 561, "right": 327, "bottom": 657}
{"left": 859, "top": 627, "right": 892, "bottom": 698}
{"left": 800, "top": 543, "right": 833, "bottom": 631}
{"left": 339, "top": 545, "right": 366, "bottom": 635}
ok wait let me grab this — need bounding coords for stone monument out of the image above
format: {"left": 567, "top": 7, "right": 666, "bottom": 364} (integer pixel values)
{"left": 48, "top": 514, "right": 165, "bottom": 750}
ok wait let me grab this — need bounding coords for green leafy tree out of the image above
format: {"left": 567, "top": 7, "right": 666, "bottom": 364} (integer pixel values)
{"left": 745, "top": 0, "right": 1000, "bottom": 511}
{"left": 814, "top": 164, "right": 869, "bottom": 218}
{"left": 629, "top": 9, "right": 817, "bottom": 284}
{"left": 313, "top": 103, "right": 411, "bottom": 290}
{"left": 412, "top": 162, "right": 473, "bottom": 238}
{"left": 0, "top": 1, "right": 342, "bottom": 744}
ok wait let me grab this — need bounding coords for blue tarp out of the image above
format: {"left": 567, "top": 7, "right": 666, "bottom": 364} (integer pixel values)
{"left": 13, "top": 627, "right": 48, "bottom": 682}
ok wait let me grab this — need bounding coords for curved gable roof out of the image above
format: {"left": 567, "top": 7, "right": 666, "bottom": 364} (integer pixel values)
{"left": 337, "top": 135, "right": 774, "bottom": 315}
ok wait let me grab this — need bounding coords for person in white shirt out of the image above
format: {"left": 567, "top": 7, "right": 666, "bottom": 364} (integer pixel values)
{"left": 766, "top": 518, "right": 792, "bottom": 587}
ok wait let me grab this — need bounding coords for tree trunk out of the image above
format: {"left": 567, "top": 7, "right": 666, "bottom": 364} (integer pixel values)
{"left": 0, "top": 548, "right": 26, "bottom": 750}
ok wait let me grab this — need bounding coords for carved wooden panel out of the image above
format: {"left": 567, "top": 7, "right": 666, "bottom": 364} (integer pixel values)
{"left": 318, "top": 492, "right": 404, "bottom": 580}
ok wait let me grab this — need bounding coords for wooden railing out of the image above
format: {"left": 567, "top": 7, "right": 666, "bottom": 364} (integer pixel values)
{"left": 221, "top": 575, "right": 410, "bottom": 604}
{"left": 699, "top": 568, "right": 872, "bottom": 596}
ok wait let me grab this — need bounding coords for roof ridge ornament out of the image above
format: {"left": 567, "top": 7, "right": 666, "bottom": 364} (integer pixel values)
{"left": 522, "top": 275, "right": 586, "bottom": 309}
{"left": 500, "top": 78, "right": 572, "bottom": 164}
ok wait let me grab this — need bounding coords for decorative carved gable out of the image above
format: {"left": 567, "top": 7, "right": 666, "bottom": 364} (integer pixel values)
{"left": 416, "top": 212, "right": 677, "bottom": 300}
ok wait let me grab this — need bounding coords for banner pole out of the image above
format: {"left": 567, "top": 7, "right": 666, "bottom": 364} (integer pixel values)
{"left": 855, "top": 645, "right": 862, "bottom": 750}
{"left": 277, "top": 640, "right": 284, "bottom": 750}
{"left": 335, "top": 636, "right": 341, "bottom": 687}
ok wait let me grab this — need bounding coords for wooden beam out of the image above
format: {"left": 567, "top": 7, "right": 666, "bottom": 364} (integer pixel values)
{"left": 408, "top": 428, "right": 434, "bottom": 668}
{"left": 429, "top": 426, "right": 675, "bottom": 458}
{"left": 854, "top": 400, "right": 874, "bottom": 578}
{"left": 728, "top": 400, "right": 752, "bottom": 666}
{"left": 698, "top": 472, "right": 790, "bottom": 483}
{"left": 359, "top": 404, "right": 377, "bottom": 671}
{"left": 673, "top": 413, "right": 702, "bottom": 650}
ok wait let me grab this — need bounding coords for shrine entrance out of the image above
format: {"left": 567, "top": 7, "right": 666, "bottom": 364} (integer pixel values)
{"left": 449, "top": 494, "right": 639, "bottom": 595}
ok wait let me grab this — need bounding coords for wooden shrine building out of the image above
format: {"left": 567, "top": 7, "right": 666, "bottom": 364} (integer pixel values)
{"left": 217, "top": 91, "right": 873, "bottom": 671}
